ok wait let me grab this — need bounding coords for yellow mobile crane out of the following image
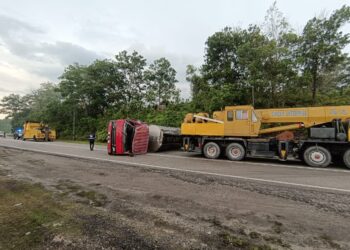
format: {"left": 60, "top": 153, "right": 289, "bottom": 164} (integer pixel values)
{"left": 181, "top": 105, "right": 350, "bottom": 168}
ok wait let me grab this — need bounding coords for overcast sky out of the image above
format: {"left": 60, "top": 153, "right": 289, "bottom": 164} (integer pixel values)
{"left": 0, "top": 0, "right": 349, "bottom": 116}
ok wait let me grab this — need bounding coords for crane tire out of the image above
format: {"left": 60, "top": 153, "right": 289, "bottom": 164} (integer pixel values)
{"left": 342, "top": 149, "right": 350, "bottom": 169}
{"left": 203, "top": 142, "right": 221, "bottom": 159}
{"left": 303, "top": 146, "right": 331, "bottom": 168}
{"left": 226, "top": 143, "right": 245, "bottom": 161}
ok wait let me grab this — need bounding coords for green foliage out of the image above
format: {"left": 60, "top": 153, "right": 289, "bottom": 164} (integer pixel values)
{"left": 188, "top": 3, "right": 350, "bottom": 111}
{"left": 27, "top": 82, "right": 62, "bottom": 123}
{"left": 49, "top": 51, "right": 180, "bottom": 140}
{"left": 145, "top": 57, "right": 179, "bottom": 107}
{"left": 0, "top": 93, "right": 31, "bottom": 128}
{"left": 299, "top": 5, "right": 350, "bottom": 104}
{"left": 0, "top": 119, "right": 11, "bottom": 133}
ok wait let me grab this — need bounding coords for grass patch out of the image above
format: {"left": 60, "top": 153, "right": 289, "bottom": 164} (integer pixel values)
{"left": 0, "top": 176, "right": 156, "bottom": 249}
{"left": 215, "top": 231, "right": 285, "bottom": 250}
{"left": 0, "top": 177, "right": 83, "bottom": 249}
{"left": 55, "top": 180, "right": 108, "bottom": 207}
{"left": 320, "top": 234, "right": 341, "bottom": 249}
{"left": 218, "top": 232, "right": 249, "bottom": 248}
{"left": 76, "top": 190, "right": 108, "bottom": 207}
{"left": 55, "top": 179, "right": 81, "bottom": 193}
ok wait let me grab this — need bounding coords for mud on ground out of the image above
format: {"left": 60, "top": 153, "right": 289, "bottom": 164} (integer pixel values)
{"left": 0, "top": 147, "right": 350, "bottom": 249}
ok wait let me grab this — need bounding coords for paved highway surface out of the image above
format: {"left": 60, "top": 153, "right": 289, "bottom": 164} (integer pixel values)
{"left": 1, "top": 138, "right": 350, "bottom": 193}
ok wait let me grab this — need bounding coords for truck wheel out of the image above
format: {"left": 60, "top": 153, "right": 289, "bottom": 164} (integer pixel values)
{"left": 303, "top": 146, "right": 331, "bottom": 168}
{"left": 342, "top": 149, "right": 350, "bottom": 169}
{"left": 226, "top": 143, "right": 245, "bottom": 161}
{"left": 203, "top": 142, "right": 221, "bottom": 159}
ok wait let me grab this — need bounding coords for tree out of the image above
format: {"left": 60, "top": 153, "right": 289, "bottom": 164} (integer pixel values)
{"left": 200, "top": 27, "right": 253, "bottom": 108}
{"left": 145, "top": 58, "right": 179, "bottom": 108}
{"left": 263, "top": 1, "right": 292, "bottom": 41}
{"left": 198, "top": 25, "right": 299, "bottom": 109}
{"left": 299, "top": 5, "right": 350, "bottom": 104}
{"left": 58, "top": 60, "right": 125, "bottom": 137}
{"left": 202, "top": 27, "right": 245, "bottom": 86}
{"left": 115, "top": 50, "right": 147, "bottom": 115}
{"left": 261, "top": 1, "right": 301, "bottom": 107}
{"left": 0, "top": 94, "right": 27, "bottom": 118}
{"left": 0, "top": 119, "right": 11, "bottom": 133}
{"left": 186, "top": 65, "right": 213, "bottom": 111}
{"left": 27, "top": 82, "right": 62, "bottom": 123}
{"left": 0, "top": 93, "right": 32, "bottom": 128}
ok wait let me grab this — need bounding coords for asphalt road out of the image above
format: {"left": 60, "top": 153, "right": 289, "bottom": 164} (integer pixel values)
{"left": 1, "top": 138, "right": 350, "bottom": 193}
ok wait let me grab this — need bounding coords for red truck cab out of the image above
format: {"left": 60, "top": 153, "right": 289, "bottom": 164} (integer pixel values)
{"left": 107, "top": 119, "right": 149, "bottom": 155}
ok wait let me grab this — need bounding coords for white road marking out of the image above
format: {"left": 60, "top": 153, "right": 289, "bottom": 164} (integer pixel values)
{"left": 2, "top": 144, "right": 350, "bottom": 194}
{"left": 2, "top": 139, "right": 350, "bottom": 173}
{"left": 2, "top": 139, "right": 106, "bottom": 151}
{"left": 149, "top": 153, "right": 350, "bottom": 173}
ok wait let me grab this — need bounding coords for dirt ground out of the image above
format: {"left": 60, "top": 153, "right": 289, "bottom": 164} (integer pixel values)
{"left": 1, "top": 147, "right": 350, "bottom": 250}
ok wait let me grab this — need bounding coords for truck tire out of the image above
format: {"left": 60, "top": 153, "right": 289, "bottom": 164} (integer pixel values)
{"left": 303, "top": 146, "right": 331, "bottom": 168}
{"left": 203, "top": 142, "right": 221, "bottom": 159}
{"left": 226, "top": 143, "right": 245, "bottom": 161}
{"left": 342, "top": 149, "right": 350, "bottom": 169}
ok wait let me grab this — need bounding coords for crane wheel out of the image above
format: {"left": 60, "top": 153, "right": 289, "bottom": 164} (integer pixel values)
{"left": 203, "top": 142, "right": 221, "bottom": 159}
{"left": 226, "top": 143, "right": 245, "bottom": 161}
{"left": 342, "top": 149, "right": 350, "bottom": 169}
{"left": 303, "top": 146, "right": 331, "bottom": 168}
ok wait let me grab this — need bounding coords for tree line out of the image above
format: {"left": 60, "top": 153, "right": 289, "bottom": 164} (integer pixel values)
{"left": 0, "top": 52, "right": 185, "bottom": 140}
{"left": 1, "top": 3, "right": 350, "bottom": 141}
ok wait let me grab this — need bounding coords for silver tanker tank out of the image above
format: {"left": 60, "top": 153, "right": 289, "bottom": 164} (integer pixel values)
{"left": 148, "top": 125, "right": 182, "bottom": 152}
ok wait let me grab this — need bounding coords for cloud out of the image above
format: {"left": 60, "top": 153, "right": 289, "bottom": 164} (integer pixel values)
{"left": 0, "top": 14, "right": 103, "bottom": 109}
{"left": 0, "top": 14, "right": 101, "bottom": 79}
{"left": 126, "top": 43, "right": 202, "bottom": 99}
{"left": 0, "top": 14, "right": 196, "bottom": 100}
{"left": 0, "top": 87, "right": 12, "bottom": 93}
{"left": 0, "top": 14, "right": 45, "bottom": 58}
{"left": 0, "top": 15, "right": 44, "bottom": 35}
{"left": 40, "top": 41, "right": 101, "bottom": 65}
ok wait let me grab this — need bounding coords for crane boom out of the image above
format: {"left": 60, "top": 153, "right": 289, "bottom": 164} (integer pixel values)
{"left": 256, "top": 106, "right": 350, "bottom": 124}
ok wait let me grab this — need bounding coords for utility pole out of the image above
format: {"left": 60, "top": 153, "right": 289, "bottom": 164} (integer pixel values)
{"left": 252, "top": 85, "right": 255, "bottom": 107}
{"left": 73, "top": 108, "right": 76, "bottom": 141}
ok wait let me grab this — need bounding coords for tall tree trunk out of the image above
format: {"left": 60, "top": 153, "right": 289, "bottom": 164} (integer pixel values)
{"left": 312, "top": 71, "right": 317, "bottom": 105}
{"left": 311, "top": 61, "right": 318, "bottom": 105}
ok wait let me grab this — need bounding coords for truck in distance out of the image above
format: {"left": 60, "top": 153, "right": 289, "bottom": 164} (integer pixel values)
{"left": 22, "top": 121, "right": 56, "bottom": 141}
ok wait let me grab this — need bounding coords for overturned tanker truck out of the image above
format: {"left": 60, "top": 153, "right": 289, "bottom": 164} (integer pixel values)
{"left": 107, "top": 119, "right": 182, "bottom": 155}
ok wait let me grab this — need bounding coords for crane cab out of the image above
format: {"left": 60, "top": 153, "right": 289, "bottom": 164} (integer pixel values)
{"left": 223, "top": 106, "right": 260, "bottom": 137}
{"left": 181, "top": 105, "right": 260, "bottom": 137}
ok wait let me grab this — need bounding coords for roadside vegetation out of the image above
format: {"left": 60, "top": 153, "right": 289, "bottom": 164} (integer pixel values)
{"left": 0, "top": 119, "right": 11, "bottom": 133}
{"left": 0, "top": 174, "right": 157, "bottom": 249}
{"left": 0, "top": 3, "right": 349, "bottom": 141}
{"left": 0, "top": 174, "right": 80, "bottom": 249}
